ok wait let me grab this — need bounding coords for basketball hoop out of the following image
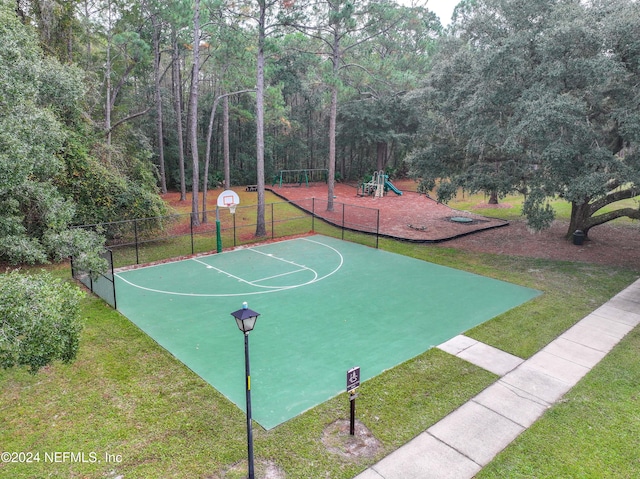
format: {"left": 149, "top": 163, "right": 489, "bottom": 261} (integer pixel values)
{"left": 215, "top": 189, "right": 241, "bottom": 253}
{"left": 217, "top": 190, "right": 241, "bottom": 215}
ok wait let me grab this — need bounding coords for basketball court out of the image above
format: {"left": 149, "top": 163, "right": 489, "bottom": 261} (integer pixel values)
{"left": 114, "top": 235, "right": 540, "bottom": 429}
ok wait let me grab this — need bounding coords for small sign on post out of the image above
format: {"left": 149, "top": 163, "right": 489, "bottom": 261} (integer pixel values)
{"left": 347, "top": 366, "right": 360, "bottom": 393}
{"left": 346, "top": 366, "right": 360, "bottom": 435}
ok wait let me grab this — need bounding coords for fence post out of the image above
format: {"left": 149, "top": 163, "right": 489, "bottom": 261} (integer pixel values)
{"left": 233, "top": 212, "right": 237, "bottom": 247}
{"left": 109, "top": 249, "right": 117, "bottom": 310}
{"left": 376, "top": 210, "right": 380, "bottom": 249}
{"left": 134, "top": 219, "right": 139, "bottom": 265}
{"left": 342, "top": 203, "right": 345, "bottom": 241}
{"left": 312, "top": 198, "right": 315, "bottom": 232}
{"left": 190, "top": 213, "right": 195, "bottom": 255}
{"left": 271, "top": 203, "right": 274, "bottom": 239}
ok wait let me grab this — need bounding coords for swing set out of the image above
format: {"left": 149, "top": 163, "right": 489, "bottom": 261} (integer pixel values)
{"left": 272, "top": 168, "right": 329, "bottom": 188}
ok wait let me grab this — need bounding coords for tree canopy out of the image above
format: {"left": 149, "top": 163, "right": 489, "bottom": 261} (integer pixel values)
{"left": 1, "top": 0, "right": 99, "bottom": 268}
{"left": 1, "top": 0, "right": 165, "bottom": 268}
{"left": 407, "top": 0, "right": 640, "bottom": 238}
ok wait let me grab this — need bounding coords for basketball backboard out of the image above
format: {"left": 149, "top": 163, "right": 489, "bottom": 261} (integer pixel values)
{"left": 216, "top": 190, "right": 241, "bottom": 210}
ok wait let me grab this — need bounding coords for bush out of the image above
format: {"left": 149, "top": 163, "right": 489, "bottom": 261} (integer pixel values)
{"left": 0, "top": 270, "right": 84, "bottom": 373}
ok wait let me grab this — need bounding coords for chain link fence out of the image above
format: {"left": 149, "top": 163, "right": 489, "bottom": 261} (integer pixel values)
{"left": 71, "top": 198, "right": 379, "bottom": 306}
{"left": 71, "top": 249, "right": 116, "bottom": 309}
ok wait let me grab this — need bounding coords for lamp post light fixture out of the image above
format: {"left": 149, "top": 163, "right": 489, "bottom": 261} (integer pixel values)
{"left": 231, "top": 302, "right": 261, "bottom": 479}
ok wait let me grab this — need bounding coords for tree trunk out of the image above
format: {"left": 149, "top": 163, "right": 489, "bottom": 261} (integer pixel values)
{"left": 488, "top": 190, "right": 498, "bottom": 205}
{"left": 255, "top": 0, "right": 267, "bottom": 237}
{"left": 327, "top": 18, "right": 343, "bottom": 212}
{"left": 327, "top": 84, "right": 337, "bottom": 212}
{"left": 153, "top": 17, "right": 167, "bottom": 194}
{"left": 202, "top": 95, "right": 215, "bottom": 224}
{"left": 66, "top": 15, "right": 73, "bottom": 63}
{"left": 204, "top": 89, "right": 254, "bottom": 206}
{"left": 188, "top": 0, "right": 201, "bottom": 226}
{"left": 84, "top": 0, "right": 90, "bottom": 66}
{"left": 172, "top": 31, "right": 187, "bottom": 201}
{"left": 202, "top": 89, "right": 254, "bottom": 221}
{"left": 223, "top": 95, "right": 230, "bottom": 189}
{"left": 105, "top": 0, "right": 113, "bottom": 162}
{"left": 202, "top": 90, "right": 222, "bottom": 224}
{"left": 376, "top": 142, "right": 387, "bottom": 172}
{"left": 567, "top": 201, "right": 592, "bottom": 240}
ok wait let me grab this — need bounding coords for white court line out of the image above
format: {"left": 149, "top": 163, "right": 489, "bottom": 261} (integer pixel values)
{"left": 301, "top": 237, "right": 345, "bottom": 277}
{"left": 115, "top": 236, "right": 344, "bottom": 297}
{"left": 191, "top": 257, "right": 250, "bottom": 283}
{"left": 191, "top": 253, "right": 317, "bottom": 289}
{"left": 246, "top": 248, "right": 318, "bottom": 284}
{"left": 251, "top": 268, "right": 314, "bottom": 284}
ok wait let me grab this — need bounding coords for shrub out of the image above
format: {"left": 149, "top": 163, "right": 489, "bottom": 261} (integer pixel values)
{"left": 0, "top": 270, "right": 84, "bottom": 373}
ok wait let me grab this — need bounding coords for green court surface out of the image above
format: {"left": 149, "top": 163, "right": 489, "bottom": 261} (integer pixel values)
{"left": 115, "top": 235, "right": 540, "bottom": 429}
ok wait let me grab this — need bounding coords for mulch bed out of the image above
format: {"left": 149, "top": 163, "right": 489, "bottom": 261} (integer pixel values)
{"left": 267, "top": 182, "right": 508, "bottom": 242}
{"left": 268, "top": 182, "right": 640, "bottom": 272}
{"left": 433, "top": 220, "right": 640, "bottom": 272}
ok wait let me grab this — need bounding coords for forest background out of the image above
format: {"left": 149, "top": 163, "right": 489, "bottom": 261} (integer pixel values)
{"left": 2, "top": 0, "right": 640, "bottom": 268}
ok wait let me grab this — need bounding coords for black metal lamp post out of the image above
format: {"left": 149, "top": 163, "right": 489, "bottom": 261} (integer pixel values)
{"left": 231, "top": 302, "right": 261, "bottom": 479}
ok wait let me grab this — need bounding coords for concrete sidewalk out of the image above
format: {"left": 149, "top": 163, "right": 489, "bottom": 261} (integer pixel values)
{"left": 354, "top": 279, "right": 640, "bottom": 479}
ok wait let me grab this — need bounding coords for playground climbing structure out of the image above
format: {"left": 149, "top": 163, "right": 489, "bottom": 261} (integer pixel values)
{"left": 358, "top": 170, "right": 403, "bottom": 197}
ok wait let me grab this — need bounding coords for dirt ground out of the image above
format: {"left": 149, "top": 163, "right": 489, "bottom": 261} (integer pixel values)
{"left": 268, "top": 182, "right": 640, "bottom": 272}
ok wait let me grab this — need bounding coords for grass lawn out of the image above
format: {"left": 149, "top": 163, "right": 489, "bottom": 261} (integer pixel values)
{"left": 447, "top": 192, "right": 640, "bottom": 224}
{"left": 477, "top": 325, "right": 640, "bottom": 478}
{"left": 396, "top": 178, "right": 640, "bottom": 224}
{"left": 1, "top": 193, "right": 639, "bottom": 478}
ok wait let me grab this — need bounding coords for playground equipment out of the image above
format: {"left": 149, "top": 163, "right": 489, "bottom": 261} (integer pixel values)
{"left": 272, "top": 168, "right": 329, "bottom": 188}
{"left": 385, "top": 179, "right": 402, "bottom": 195}
{"left": 359, "top": 170, "right": 385, "bottom": 197}
{"left": 358, "top": 170, "right": 403, "bottom": 197}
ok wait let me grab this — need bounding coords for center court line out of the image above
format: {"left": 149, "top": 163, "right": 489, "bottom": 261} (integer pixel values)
{"left": 190, "top": 257, "right": 293, "bottom": 290}
{"left": 251, "top": 268, "right": 316, "bottom": 284}
{"left": 247, "top": 247, "right": 312, "bottom": 268}
{"left": 191, "top": 256, "right": 318, "bottom": 288}
{"left": 191, "top": 257, "right": 250, "bottom": 283}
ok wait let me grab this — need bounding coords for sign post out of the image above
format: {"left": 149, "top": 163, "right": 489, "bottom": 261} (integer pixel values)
{"left": 346, "top": 366, "right": 360, "bottom": 436}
